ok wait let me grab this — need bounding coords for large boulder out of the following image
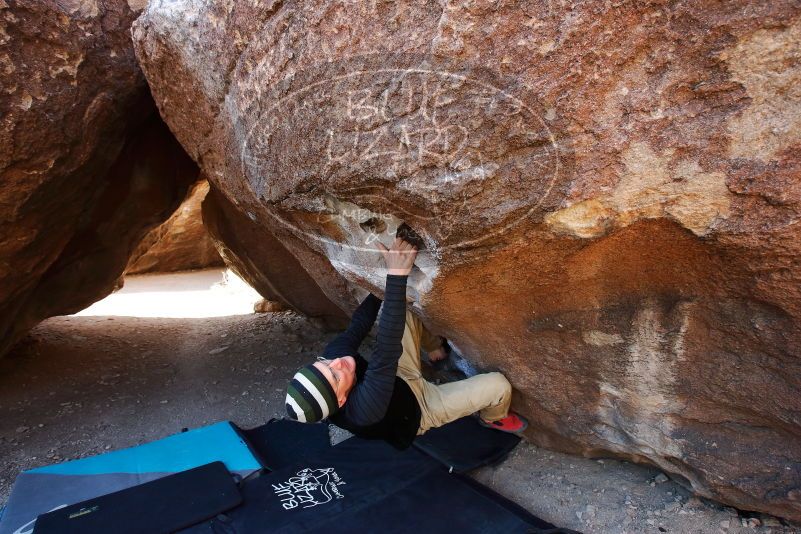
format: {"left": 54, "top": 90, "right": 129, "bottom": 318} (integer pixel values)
{"left": 126, "top": 180, "right": 224, "bottom": 275}
{"left": 0, "top": 0, "right": 198, "bottom": 356}
{"left": 133, "top": 0, "right": 801, "bottom": 520}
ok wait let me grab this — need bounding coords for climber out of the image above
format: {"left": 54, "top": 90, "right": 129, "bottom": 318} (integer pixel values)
{"left": 284, "top": 234, "right": 528, "bottom": 449}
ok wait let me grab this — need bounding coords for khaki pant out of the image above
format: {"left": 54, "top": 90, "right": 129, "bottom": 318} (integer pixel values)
{"left": 396, "top": 310, "right": 513, "bottom": 435}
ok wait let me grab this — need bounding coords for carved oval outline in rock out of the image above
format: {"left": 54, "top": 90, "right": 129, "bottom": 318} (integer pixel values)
{"left": 237, "top": 54, "right": 564, "bottom": 257}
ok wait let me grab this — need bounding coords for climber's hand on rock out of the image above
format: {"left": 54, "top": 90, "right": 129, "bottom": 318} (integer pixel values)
{"left": 375, "top": 237, "right": 418, "bottom": 276}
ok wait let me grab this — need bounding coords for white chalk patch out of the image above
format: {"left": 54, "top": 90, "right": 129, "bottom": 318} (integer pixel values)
{"left": 321, "top": 196, "right": 440, "bottom": 304}
{"left": 582, "top": 330, "right": 624, "bottom": 346}
{"left": 593, "top": 301, "right": 695, "bottom": 466}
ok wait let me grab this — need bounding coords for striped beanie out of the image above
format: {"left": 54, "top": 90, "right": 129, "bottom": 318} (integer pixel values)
{"left": 285, "top": 364, "right": 339, "bottom": 423}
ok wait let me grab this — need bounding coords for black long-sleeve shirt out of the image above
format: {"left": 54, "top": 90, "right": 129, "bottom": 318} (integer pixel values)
{"left": 323, "top": 274, "right": 409, "bottom": 426}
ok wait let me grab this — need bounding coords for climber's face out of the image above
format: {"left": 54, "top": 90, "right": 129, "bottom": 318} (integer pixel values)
{"left": 313, "top": 356, "right": 356, "bottom": 407}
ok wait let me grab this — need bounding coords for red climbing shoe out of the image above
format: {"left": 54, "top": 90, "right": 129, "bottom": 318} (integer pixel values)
{"left": 478, "top": 411, "right": 529, "bottom": 434}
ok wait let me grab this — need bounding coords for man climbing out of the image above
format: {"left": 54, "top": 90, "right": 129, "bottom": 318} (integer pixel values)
{"left": 285, "top": 234, "right": 528, "bottom": 449}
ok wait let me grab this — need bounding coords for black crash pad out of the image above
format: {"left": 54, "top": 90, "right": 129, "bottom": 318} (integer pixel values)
{"left": 181, "top": 436, "right": 563, "bottom": 533}
{"left": 236, "top": 418, "right": 331, "bottom": 472}
{"left": 33, "top": 461, "right": 241, "bottom": 534}
{"left": 413, "top": 415, "right": 522, "bottom": 473}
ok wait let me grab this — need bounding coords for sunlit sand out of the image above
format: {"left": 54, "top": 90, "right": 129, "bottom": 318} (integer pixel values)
{"left": 74, "top": 268, "right": 262, "bottom": 318}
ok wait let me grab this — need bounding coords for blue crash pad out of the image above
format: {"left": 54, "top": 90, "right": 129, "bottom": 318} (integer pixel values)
{"left": 0, "top": 421, "right": 262, "bottom": 534}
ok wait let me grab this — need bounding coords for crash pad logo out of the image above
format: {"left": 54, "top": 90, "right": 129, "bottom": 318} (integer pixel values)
{"left": 272, "top": 467, "right": 346, "bottom": 510}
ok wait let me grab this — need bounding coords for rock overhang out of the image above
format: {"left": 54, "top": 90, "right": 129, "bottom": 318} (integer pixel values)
{"left": 131, "top": 0, "right": 801, "bottom": 521}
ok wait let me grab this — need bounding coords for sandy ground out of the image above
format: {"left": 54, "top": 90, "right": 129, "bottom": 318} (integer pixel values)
{"left": 0, "top": 269, "right": 797, "bottom": 533}
{"left": 74, "top": 268, "right": 263, "bottom": 318}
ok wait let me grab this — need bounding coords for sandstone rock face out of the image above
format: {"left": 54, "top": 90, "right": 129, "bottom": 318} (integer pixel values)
{"left": 0, "top": 0, "right": 198, "bottom": 356}
{"left": 126, "top": 180, "right": 223, "bottom": 275}
{"left": 133, "top": 1, "right": 801, "bottom": 520}
{"left": 201, "top": 183, "right": 348, "bottom": 329}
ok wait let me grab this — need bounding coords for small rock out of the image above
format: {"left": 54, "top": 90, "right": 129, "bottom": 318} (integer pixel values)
{"left": 585, "top": 505, "right": 596, "bottom": 517}
{"left": 760, "top": 516, "right": 781, "bottom": 527}
{"left": 655, "top": 472, "right": 669, "bottom": 484}
{"left": 686, "top": 497, "right": 703, "bottom": 508}
{"left": 160, "top": 400, "right": 168, "bottom": 404}
{"left": 104, "top": 445, "right": 111, "bottom": 450}
{"left": 720, "top": 519, "right": 730, "bottom": 529}
{"left": 208, "top": 346, "right": 230, "bottom": 355}
{"left": 16, "top": 426, "right": 29, "bottom": 433}
{"left": 254, "top": 299, "right": 287, "bottom": 313}
{"left": 746, "top": 518, "right": 761, "bottom": 528}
